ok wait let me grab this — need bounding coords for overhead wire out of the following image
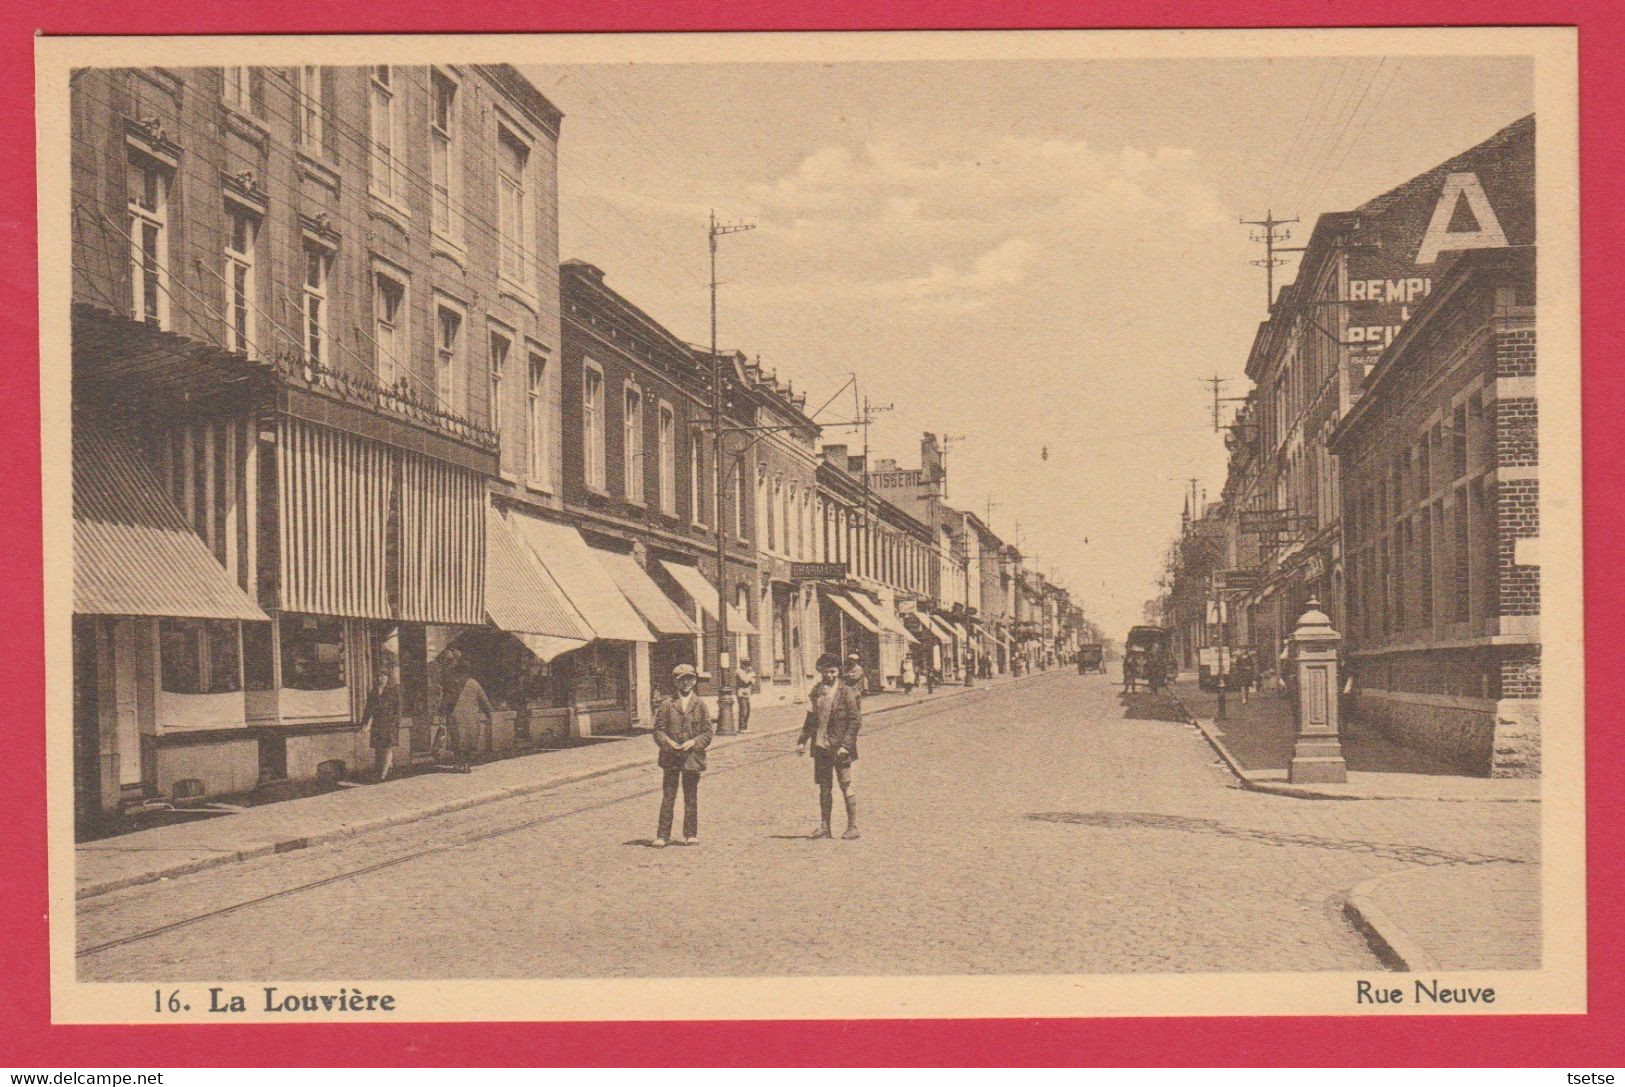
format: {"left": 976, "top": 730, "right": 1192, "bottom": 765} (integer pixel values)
{"left": 1299, "top": 58, "right": 1405, "bottom": 218}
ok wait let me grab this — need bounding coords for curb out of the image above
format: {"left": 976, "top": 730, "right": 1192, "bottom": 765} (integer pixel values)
{"left": 1342, "top": 871, "right": 1439, "bottom": 972}
{"left": 77, "top": 672, "right": 1044, "bottom": 900}
{"left": 1174, "top": 695, "right": 1539, "bottom": 804}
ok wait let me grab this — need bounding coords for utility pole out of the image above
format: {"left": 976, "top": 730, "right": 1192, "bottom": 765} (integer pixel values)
{"left": 1240, "top": 210, "right": 1299, "bottom": 310}
{"left": 857, "top": 391, "right": 892, "bottom": 591}
{"left": 709, "top": 210, "right": 754, "bottom": 735}
{"left": 1202, "top": 374, "right": 1250, "bottom": 432}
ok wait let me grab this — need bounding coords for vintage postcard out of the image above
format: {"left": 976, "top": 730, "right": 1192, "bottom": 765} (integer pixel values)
{"left": 37, "top": 26, "right": 1582, "bottom": 1024}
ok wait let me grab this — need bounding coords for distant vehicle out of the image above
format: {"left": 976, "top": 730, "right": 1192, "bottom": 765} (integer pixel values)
{"left": 1122, "top": 626, "right": 1172, "bottom": 694}
{"left": 1077, "top": 644, "right": 1106, "bottom": 674}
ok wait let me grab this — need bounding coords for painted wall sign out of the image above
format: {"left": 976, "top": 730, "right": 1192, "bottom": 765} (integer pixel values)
{"left": 790, "top": 561, "right": 847, "bottom": 581}
{"left": 1342, "top": 116, "right": 1534, "bottom": 355}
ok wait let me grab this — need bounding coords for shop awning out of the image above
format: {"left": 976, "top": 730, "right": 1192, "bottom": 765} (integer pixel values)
{"left": 924, "top": 614, "right": 958, "bottom": 644}
{"left": 949, "top": 621, "right": 971, "bottom": 642}
{"left": 826, "top": 592, "right": 881, "bottom": 634}
{"left": 509, "top": 514, "right": 654, "bottom": 643}
{"left": 595, "top": 549, "right": 699, "bottom": 637}
{"left": 483, "top": 507, "right": 591, "bottom": 646}
{"left": 657, "top": 559, "right": 758, "bottom": 635}
{"left": 846, "top": 593, "right": 918, "bottom": 644}
{"left": 73, "top": 423, "right": 267, "bottom": 621}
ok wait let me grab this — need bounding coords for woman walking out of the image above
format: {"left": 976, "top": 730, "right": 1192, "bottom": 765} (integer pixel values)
{"left": 359, "top": 664, "right": 401, "bottom": 782}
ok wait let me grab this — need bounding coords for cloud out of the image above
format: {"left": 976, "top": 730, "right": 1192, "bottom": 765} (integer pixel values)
{"left": 878, "top": 237, "right": 1036, "bottom": 312}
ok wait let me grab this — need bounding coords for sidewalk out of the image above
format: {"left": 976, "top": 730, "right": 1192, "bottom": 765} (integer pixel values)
{"left": 1168, "top": 674, "right": 1541, "bottom": 972}
{"left": 76, "top": 672, "right": 1040, "bottom": 900}
{"left": 1343, "top": 861, "right": 1541, "bottom": 971}
{"left": 1169, "top": 676, "right": 1539, "bottom": 803}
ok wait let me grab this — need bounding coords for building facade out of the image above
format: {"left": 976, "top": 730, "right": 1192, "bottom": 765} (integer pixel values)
{"left": 747, "top": 364, "right": 823, "bottom": 707}
{"left": 813, "top": 445, "right": 935, "bottom": 690}
{"left": 1329, "top": 248, "right": 1538, "bottom": 776}
{"left": 554, "top": 261, "right": 759, "bottom": 725}
{"left": 70, "top": 64, "right": 564, "bottom": 827}
{"left": 1227, "top": 115, "right": 1534, "bottom": 673}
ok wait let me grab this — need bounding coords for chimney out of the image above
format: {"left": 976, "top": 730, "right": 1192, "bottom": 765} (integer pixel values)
{"left": 921, "top": 432, "right": 943, "bottom": 483}
{"left": 562, "top": 258, "right": 606, "bottom": 284}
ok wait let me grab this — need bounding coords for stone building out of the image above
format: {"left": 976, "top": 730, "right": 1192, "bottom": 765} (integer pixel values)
{"left": 745, "top": 363, "right": 823, "bottom": 707}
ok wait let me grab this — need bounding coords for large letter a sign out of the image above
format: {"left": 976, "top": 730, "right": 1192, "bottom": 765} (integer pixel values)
{"left": 1415, "top": 171, "right": 1510, "bottom": 265}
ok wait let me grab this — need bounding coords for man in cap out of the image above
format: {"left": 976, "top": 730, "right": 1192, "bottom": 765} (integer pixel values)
{"left": 797, "top": 652, "right": 864, "bottom": 839}
{"left": 651, "top": 663, "right": 712, "bottom": 847}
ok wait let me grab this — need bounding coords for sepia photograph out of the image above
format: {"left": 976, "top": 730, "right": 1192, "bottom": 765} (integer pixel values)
{"left": 37, "top": 27, "right": 1583, "bottom": 1024}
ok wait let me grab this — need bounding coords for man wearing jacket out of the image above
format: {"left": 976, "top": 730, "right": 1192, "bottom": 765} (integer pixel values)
{"left": 798, "top": 652, "right": 863, "bottom": 839}
{"left": 651, "top": 663, "right": 713, "bottom": 847}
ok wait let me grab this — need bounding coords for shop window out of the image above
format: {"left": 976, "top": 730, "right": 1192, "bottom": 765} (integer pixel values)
{"left": 242, "top": 621, "right": 275, "bottom": 691}
{"left": 159, "top": 619, "right": 242, "bottom": 694}
{"left": 278, "top": 614, "right": 346, "bottom": 691}
{"left": 565, "top": 643, "right": 627, "bottom": 706}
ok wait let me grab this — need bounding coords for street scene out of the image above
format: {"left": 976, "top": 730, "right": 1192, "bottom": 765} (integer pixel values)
{"left": 77, "top": 671, "right": 1536, "bottom": 980}
{"left": 58, "top": 42, "right": 1554, "bottom": 994}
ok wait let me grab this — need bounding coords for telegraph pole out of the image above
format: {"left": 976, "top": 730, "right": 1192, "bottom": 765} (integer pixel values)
{"left": 1240, "top": 210, "right": 1299, "bottom": 309}
{"left": 1202, "top": 374, "right": 1250, "bottom": 432}
{"left": 709, "top": 210, "right": 754, "bottom": 734}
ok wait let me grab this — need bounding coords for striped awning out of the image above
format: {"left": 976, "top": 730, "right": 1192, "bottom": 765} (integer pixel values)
{"left": 483, "top": 506, "right": 590, "bottom": 645}
{"left": 845, "top": 593, "right": 918, "bottom": 644}
{"left": 595, "top": 549, "right": 699, "bottom": 637}
{"left": 658, "top": 560, "right": 758, "bottom": 635}
{"left": 73, "top": 423, "right": 266, "bottom": 621}
{"left": 826, "top": 592, "right": 880, "bottom": 635}
{"left": 509, "top": 514, "right": 654, "bottom": 643}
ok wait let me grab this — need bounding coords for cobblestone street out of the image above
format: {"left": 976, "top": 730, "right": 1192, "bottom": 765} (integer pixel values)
{"left": 77, "top": 671, "right": 1538, "bottom": 981}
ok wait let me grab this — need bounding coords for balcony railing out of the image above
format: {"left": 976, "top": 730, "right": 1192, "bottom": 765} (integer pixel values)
{"left": 272, "top": 347, "right": 499, "bottom": 451}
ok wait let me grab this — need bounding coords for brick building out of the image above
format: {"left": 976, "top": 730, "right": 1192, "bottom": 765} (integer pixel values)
{"left": 553, "top": 261, "right": 758, "bottom": 725}
{"left": 69, "top": 64, "right": 569, "bottom": 829}
{"left": 1329, "top": 247, "right": 1538, "bottom": 776}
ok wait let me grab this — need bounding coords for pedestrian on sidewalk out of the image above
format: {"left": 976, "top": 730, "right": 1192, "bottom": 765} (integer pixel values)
{"left": 446, "top": 663, "right": 492, "bottom": 774}
{"left": 651, "top": 663, "right": 712, "bottom": 847}
{"left": 900, "top": 655, "right": 917, "bottom": 695}
{"left": 798, "top": 653, "right": 863, "bottom": 839}
{"left": 359, "top": 664, "right": 401, "bottom": 782}
{"left": 735, "top": 658, "right": 756, "bottom": 732}
{"left": 844, "top": 653, "right": 866, "bottom": 699}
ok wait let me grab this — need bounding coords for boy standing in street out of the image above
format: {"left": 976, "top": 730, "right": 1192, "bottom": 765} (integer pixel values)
{"left": 652, "top": 663, "right": 712, "bottom": 847}
{"left": 798, "top": 653, "right": 863, "bottom": 839}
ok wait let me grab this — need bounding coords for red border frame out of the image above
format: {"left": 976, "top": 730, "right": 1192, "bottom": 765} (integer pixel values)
{"left": 2, "top": 2, "right": 1620, "bottom": 1067}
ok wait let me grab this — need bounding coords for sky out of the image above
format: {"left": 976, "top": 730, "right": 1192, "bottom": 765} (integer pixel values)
{"left": 521, "top": 52, "right": 1532, "bottom": 637}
